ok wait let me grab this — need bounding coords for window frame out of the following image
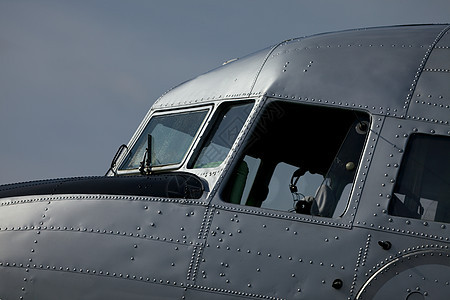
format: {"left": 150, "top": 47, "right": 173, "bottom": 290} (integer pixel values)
{"left": 116, "top": 105, "right": 213, "bottom": 175}
{"left": 344, "top": 115, "right": 450, "bottom": 238}
{"left": 388, "top": 133, "right": 450, "bottom": 224}
{"left": 214, "top": 98, "right": 372, "bottom": 223}
{"left": 188, "top": 100, "right": 255, "bottom": 170}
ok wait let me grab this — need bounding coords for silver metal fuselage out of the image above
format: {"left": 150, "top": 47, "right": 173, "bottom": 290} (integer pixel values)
{"left": 1, "top": 24, "right": 449, "bottom": 299}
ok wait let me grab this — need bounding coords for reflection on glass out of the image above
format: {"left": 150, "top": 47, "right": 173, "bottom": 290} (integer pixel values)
{"left": 389, "top": 134, "right": 450, "bottom": 223}
{"left": 120, "top": 110, "right": 208, "bottom": 170}
{"left": 193, "top": 102, "right": 253, "bottom": 168}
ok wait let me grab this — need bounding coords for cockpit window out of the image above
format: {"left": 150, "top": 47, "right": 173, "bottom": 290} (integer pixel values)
{"left": 120, "top": 109, "right": 208, "bottom": 170}
{"left": 192, "top": 102, "right": 253, "bottom": 168}
{"left": 222, "top": 100, "right": 369, "bottom": 218}
{"left": 389, "top": 134, "right": 450, "bottom": 223}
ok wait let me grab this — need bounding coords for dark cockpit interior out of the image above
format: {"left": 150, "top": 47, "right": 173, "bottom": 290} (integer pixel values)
{"left": 222, "top": 100, "right": 370, "bottom": 218}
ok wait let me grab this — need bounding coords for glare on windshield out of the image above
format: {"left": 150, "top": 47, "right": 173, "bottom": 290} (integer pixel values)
{"left": 119, "top": 109, "right": 209, "bottom": 170}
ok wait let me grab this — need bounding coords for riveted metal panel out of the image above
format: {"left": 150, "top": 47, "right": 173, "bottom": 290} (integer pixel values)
{"left": 356, "top": 249, "right": 450, "bottom": 300}
{"left": 0, "top": 267, "right": 30, "bottom": 299}
{"left": 436, "top": 28, "right": 450, "bottom": 46}
{"left": 153, "top": 25, "right": 449, "bottom": 113}
{"left": 354, "top": 117, "right": 408, "bottom": 229}
{"left": 0, "top": 199, "right": 49, "bottom": 229}
{"left": 350, "top": 232, "right": 450, "bottom": 300}
{"left": 0, "top": 231, "right": 37, "bottom": 269}
{"left": 27, "top": 269, "right": 185, "bottom": 300}
{"left": 153, "top": 48, "right": 272, "bottom": 109}
{"left": 0, "top": 195, "right": 206, "bottom": 246}
{"left": 0, "top": 195, "right": 208, "bottom": 299}
{"left": 198, "top": 208, "right": 365, "bottom": 299}
{"left": 354, "top": 117, "right": 450, "bottom": 242}
{"left": 22, "top": 230, "right": 192, "bottom": 283}
{"left": 251, "top": 25, "right": 446, "bottom": 117}
{"left": 40, "top": 195, "right": 205, "bottom": 246}
{"left": 426, "top": 47, "right": 450, "bottom": 71}
{"left": 407, "top": 71, "right": 450, "bottom": 124}
{"left": 406, "top": 27, "right": 450, "bottom": 124}
{"left": 182, "top": 288, "right": 250, "bottom": 300}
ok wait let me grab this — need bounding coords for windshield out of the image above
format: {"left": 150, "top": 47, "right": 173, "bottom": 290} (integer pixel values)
{"left": 120, "top": 109, "right": 209, "bottom": 170}
{"left": 193, "top": 102, "right": 253, "bottom": 168}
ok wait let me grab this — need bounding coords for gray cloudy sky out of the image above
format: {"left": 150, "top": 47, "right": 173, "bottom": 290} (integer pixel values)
{"left": 1, "top": 0, "right": 449, "bottom": 184}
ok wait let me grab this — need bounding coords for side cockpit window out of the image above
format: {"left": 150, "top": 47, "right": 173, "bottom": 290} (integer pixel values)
{"left": 222, "top": 100, "right": 370, "bottom": 218}
{"left": 389, "top": 134, "right": 450, "bottom": 223}
{"left": 191, "top": 102, "right": 253, "bottom": 169}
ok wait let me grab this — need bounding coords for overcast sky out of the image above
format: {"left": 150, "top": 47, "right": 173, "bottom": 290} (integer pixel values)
{"left": 0, "top": 0, "right": 449, "bottom": 184}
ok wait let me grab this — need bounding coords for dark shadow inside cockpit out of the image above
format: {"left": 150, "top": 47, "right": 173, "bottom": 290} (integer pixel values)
{"left": 222, "top": 100, "right": 369, "bottom": 218}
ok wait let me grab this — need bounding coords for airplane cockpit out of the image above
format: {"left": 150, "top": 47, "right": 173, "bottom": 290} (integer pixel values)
{"left": 113, "top": 96, "right": 371, "bottom": 220}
